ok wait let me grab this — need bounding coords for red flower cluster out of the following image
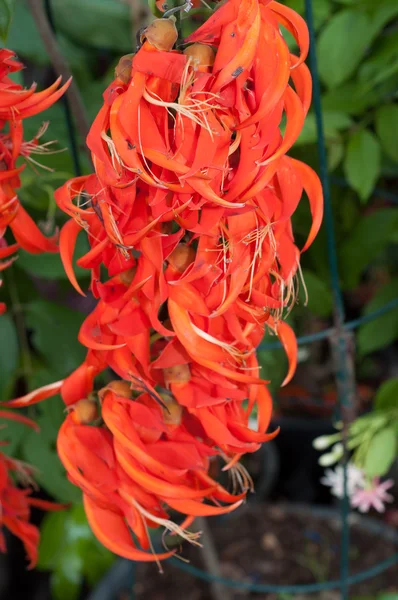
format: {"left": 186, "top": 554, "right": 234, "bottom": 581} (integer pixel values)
{"left": 7, "top": 0, "right": 323, "bottom": 563}
{"left": 0, "top": 410, "right": 66, "bottom": 567}
{"left": 0, "top": 48, "right": 70, "bottom": 313}
{"left": 0, "top": 49, "right": 69, "bottom": 566}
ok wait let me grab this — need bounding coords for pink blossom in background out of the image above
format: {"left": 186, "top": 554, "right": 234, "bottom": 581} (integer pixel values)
{"left": 351, "top": 478, "right": 394, "bottom": 513}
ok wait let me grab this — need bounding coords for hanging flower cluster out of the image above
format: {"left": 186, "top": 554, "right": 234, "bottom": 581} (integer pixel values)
{"left": 6, "top": 0, "right": 323, "bottom": 563}
{"left": 0, "top": 48, "right": 70, "bottom": 565}
{"left": 0, "top": 410, "right": 66, "bottom": 567}
{"left": 0, "top": 48, "right": 70, "bottom": 314}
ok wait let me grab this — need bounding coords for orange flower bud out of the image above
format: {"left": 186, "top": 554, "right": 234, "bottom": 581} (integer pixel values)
{"left": 141, "top": 18, "right": 178, "bottom": 52}
{"left": 184, "top": 43, "right": 215, "bottom": 68}
{"left": 98, "top": 380, "right": 132, "bottom": 401}
{"left": 167, "top": 243, "right": 195, "bottom": 273}
{"left": 163, "top": 364, "right": 191, "bottom": 386}
{"left": 71, "top": 399, "right": 99, "bottom": 424}
{"left": 115, "top": 54, "right": 134, "bottom": 84}
{"left": 160, "top": 393, "right": 183, "bottom": 426}
{"left": 119, "top": 267, "right": 137, "bottom": 286}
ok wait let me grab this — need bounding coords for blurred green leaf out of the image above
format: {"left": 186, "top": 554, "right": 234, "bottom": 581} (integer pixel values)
{"left": 318, "top": 10, "right": 374, "bottom": 88}
{"left": 283, "top": 0, "right": 331, "bottom": 29}
{"left": 321, "top": 81, "right": 379, "bottom": 116}
{"left": 25, "top": 301, "right": 86, "bottom": 376}
{"left": 344, "top": 129, "right": 381, "bottom": 202}
{"left": 51, "top": 0, "right": 132, "bottom": 52}
{"left": 22, "top": 428, "right": 80, "bottom": 502}
{"left": 80, "top": 538, "right": 115, "bottom": 587}
{"left": 19, "top": 171, "right": 72, "bottom": 211}
{"left": 301, "top": 269, "right": 333, "bottom": 317}
{"left": 257, "top": 347, "right": 287, "bottom": 394}
{"left": 16, "top": 231, "right": 89, "bottom": 281}
{"left": 0, "top": 0, "right": 14, "bottom": 41}
{"left": 39, "top": 503, "right": 115, "bottom": 595}
{"left": 375, "top": 378, "right": 398, "bottom": 411}
{"left": 4, "top": 1, "right": 49, "bottom": 64}
{"left": 296, "top": 111, "right": 353, "bottom": 146}
{"left": 358, "top": 279, "right": 398, "bottom": 356}
{"left": 340, "top": 209, "right": 398, "bottom": 288}
{"left": 364, "top": 427, "right": 396, "bottom": 478}
{"left": 375, "top": 104, "right": 398, "bottom": 163}
{"left": 0, "top": 416, "right": 28, "bottom": 457}
{"left": 358, "top": 30, "right": 398, "bottom": 92}
{"left": 51, "top": 545, "right": 83, "bottom": 600}
{"left": 327, "top": 136, "right": 345, "bottom": 172}
{"left": 0, "top": 313, "right": 19, "bottom": 398}
{"left": 38, "top": 511, "right": 68, "bottom": 570}
{"left": 369, "top": 0, "right": 398, "bottom": 36}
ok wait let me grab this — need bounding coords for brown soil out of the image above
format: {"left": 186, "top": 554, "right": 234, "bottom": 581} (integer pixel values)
{"left": 132, "top": 504, "right": 398, "bottom": 600}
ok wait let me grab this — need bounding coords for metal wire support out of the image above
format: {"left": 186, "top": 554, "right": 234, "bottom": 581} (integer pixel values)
{"left": 304, "top": 1, "right": 355, "bottom": 596}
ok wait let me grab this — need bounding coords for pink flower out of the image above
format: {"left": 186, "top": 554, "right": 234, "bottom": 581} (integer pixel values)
{"left": 351, "top": 478, "right": 394, "bottom": 513}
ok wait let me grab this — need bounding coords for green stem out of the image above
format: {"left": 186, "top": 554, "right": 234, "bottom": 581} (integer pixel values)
{"left": 7, "top": 266, "right": 33, "bottom": 380}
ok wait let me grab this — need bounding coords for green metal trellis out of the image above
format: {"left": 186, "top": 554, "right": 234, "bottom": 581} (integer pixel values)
{"left": 43, "top": 0, "right": 398, "bottom": 597}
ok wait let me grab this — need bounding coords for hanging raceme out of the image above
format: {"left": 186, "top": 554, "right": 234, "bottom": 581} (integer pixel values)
{"left": 5, "top": 0, "right": 323, "bottom": 565}
{"left": 0, "top": 48, "right": 70, "bottom": 313}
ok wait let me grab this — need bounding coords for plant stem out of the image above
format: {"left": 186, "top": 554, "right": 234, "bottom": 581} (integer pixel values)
{"left": 7, "top": 266, "right": 33, "bottom": 380}
{"left": 25, "top": 0, "right": 92, "bottom": 166}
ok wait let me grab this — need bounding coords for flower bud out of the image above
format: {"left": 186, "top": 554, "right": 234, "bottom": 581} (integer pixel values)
{"left": 160, "top": 393, "right": 183, "bottom": 426}
{"left": 142, "top": 18, "right": 178, "bottom": 52}
{"left": 184, "top": 44, "right": 215, "bottom": 68}
{"left": 115, "top": 54, "right": 134, "bottom": 84}
{"left": 71, "top": 399, "right": 98, "bottom": 424}
{"left": 119, "top": 267, "right": 137, "bottom": 286}
{"left": 167, "top": 243, "right": 195, "bottom": 272}
{"left": 163, "top": 364, "right": 191, "bottom": 387}
{"left": 99, "top": 380, "right": 132, "bottom": 401}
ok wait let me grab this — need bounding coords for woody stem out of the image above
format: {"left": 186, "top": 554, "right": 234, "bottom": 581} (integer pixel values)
{"left": 7, "top": 266, "right": 33, "bottom": 380}
{"left": 195, "top": 517, "right": 233, "bottom": 600}
{"left": 26, "top": 0, "right": 92, "bottom": 167}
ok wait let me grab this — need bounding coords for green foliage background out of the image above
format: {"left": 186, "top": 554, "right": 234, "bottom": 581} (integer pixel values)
{"left": 0, "top": 0, "right": 397, "bottom": 597}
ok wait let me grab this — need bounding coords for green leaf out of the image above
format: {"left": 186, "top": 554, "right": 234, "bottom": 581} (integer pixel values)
{"left": 39, "top": 504, "right": 115, "bottom": 590}
{"left": 38, "top": 511, "right": 68, "bottom": 570}
{"left": 0, "top": 416, "right": 28, "bottom": 457}
{"left": 321, "top": 81, "right": 379, "bottom": 116}
{"left": 22, "top": 429, "right": 80, "bottom": 503}
{"left": 51, "top": 0, "right": 132, "bottom": 52}
{"left": 358, "top": 280, "right": 398, "bottom": 356}
{"left": 369, "top": 0, "right": 398, "bottom": 38}
{"left": 375, "top": 378, "right": 398, "bottom": 411}
{"left": 16, "top": 231, "right": 89, "bottom": 281}
{"left": 25, "top": 301, "right": 86, "bottom": 377}
{"left": 0, "top": 313, "right": 19, "bottom": 398}
{"left": 327, "top": 136, "right": 345, "bottom": 172}
{"left": 364, "top": 427, "right": 396, "bottom": 478}
{"left": 51, "top": 545, "right": 83, "bottom": 600}
{"left": 79, "top": 537, "right": 115, "bottom": 587}
{"left": 344, "top": 129, "right": 381, "bottom": 202}
{"left": 301, "top": 269, "right": 333, "bottom": 317}
{"left": 257, "top": 347, "right": 288, "bottom": 394}
{"left": 340, "top": 209, "right": 398, "bottom": 288}
{"left": 318, "top": 10, "right": 374, "bottom": 88}
{"left": 3, "top": 2, "right": 49, "bottom": 64}
{"left": 296, "top": 111, "right": 353, "bottom": 146}
{"left": 375, "top": 105, "right": 398, "bottom": 163}
{"left": 0, "top": 0, "right": 14, "bottom": 41}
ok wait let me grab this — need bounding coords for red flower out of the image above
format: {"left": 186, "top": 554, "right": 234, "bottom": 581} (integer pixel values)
{"left": 6, "top": 1, "right": 323, "bottom": 564}
{"left": 0, "top": 49, "right": 70, "bottom": 311}
{"left": 0, "top": 410, "right": 66, "bottom": 567}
